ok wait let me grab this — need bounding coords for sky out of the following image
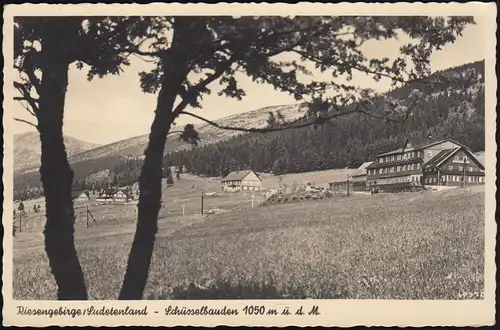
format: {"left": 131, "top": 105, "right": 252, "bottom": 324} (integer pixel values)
{"left": 11, "top": 17, "right": 487, "bottom": 145}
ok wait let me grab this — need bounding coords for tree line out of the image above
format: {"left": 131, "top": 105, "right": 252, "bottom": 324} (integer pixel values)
{"left": 13, "top": 61, "right": 485, "bottom": 198}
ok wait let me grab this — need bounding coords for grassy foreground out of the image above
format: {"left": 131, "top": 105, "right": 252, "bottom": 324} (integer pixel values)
{"left": 12, "top": 186, "right": 485, "bottom": 300}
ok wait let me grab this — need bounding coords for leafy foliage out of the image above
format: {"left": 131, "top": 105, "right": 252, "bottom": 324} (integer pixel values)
{"left": 133, "top": 16, "right": 475, "bottom": 129}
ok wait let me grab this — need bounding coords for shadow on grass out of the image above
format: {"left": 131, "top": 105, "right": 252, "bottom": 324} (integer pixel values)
{"left": 147, "top": 279, "right": 348, "bottom": 300}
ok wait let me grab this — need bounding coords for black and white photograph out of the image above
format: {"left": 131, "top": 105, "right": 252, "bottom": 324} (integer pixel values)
{"left": 2, "top": 3, "right": 496, "bottom": 327}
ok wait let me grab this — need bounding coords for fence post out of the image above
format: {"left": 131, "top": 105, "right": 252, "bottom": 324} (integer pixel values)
{"left": 86, "top": 206, "right": 89, "bottom": 228}
{"left": 201, "top": 190, "right": 204, "bottom": 215}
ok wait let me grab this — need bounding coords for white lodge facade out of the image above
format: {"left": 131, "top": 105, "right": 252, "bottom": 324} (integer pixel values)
{"left": 365, "top": 139, "right": 485, "bottom": 191}
{"left": 221, "top": 170, "right": 262, "bottom": 192}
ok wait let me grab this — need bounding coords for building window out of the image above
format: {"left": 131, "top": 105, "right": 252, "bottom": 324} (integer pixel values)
{"left": 397, "top": 154, "right": 401, "bottom": 160}
{"left": 379, "top": 168, "right": 383, "bottom": 174}
{"left": 416, "top": 163, "right": 420, "bottom": 169}
{"left": 402, "top": 165, "right": 406, "bottom": 171}
{"left": 428, "top": 151, "right": 433, "bottom": 158}
{"left": 469, "top": 167, "right": 474, "bottom": 172}
{"left": 391, "top": 156, "right": 395, "bottom": 161}
{"left": 448, "top": 166, "right": 453, "bottom": 171}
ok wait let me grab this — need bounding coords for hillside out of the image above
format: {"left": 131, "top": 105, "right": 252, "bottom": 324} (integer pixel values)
{"left": 165, "top": 60, "right": 485, "bottom": 177}
{"left": 64, "top": 104, "right": 304, "bottom": 164}
{"left": 14, "top": 132, "right": 100, "bottom": 171}
{"left": 13, "top": 60, "right": 486, "bottom": 200}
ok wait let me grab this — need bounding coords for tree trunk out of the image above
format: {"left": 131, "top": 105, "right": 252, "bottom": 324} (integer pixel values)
{"left": 37, "top": 61, "right": 88, "bottom": 300}
{"left": 119, "top": 63, "right": 186, "bottom": 300}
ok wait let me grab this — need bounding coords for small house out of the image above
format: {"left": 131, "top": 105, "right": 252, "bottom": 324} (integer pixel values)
{"left": 350, "top": 161, "right": 373, "bottom": 191}
{"left": 221, "top": 170, "right": 262, "bottom": 192}
{"left": 96, "top": 188, "right": 130, "bottom": 204}
{"left": 112, "top": 189, "right": 130, "bottom": 204}
{"left": 72, "top": 191, "right": 90, "bottom": 203}
{"left": 96, "top": 189, "right": 116, "bottom": 204}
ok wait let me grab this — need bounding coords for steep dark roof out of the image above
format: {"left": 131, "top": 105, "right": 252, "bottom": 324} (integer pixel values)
{"left": 99, "top": 189, "right": 118, "bottom": 196}
{"left": 221, "top": 170, "right": 260, "bottom": 182}
{"left": 422, "top": 148, "right": 458, "bottom": 169}
{"left": 376, "top": 139, "right": 474, "bottom": 157}
{"left": 422, "top": 147, "right": 485, "bottom": 170}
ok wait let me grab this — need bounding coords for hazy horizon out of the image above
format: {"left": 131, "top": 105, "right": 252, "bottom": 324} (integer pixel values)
{"left": 12, "top": 17, "right": 487, "bottom": 145}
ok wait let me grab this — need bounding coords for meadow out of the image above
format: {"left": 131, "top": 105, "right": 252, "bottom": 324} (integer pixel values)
{"left": 12, "top": 173, "right": 485, "bottom": 300}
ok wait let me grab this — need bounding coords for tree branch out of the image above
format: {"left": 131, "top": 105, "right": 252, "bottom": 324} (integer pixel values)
{"left": 15, "top": 99, "right": 37, "bottom": 116}
{"left": 179, "top": 98, "right": 409, "bottom": 135}
{"left": 14, "top": 117, "right": 38, "bottom": 128}
{"left": 172, "top": 55, "right": 237, "bottom": 116}
{"left": 166, "top": 130, "right": 183, "bottom": 136}
{"left": 23, "top": 55, "right": 42, "bottom": 93}
{"left": 116, "top": 45, "right": 162, "bottom": 58}
{"left": 14, "top": 81, "right": 39, "bottom": 113}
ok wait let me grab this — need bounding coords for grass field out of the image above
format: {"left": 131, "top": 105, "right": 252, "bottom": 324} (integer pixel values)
{"left": 12, "top": 175, "right": 485, "bottom": 300}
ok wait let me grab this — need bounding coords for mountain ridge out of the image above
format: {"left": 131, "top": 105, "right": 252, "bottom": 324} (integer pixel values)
{"left": 13, "top": 60, "right": 485, "bottom": 200}
{"left": 14, "top": 132, "right": 101, "bottom": 171}
{"left": 15, "top": 103, "right": 305, "bottom": 173}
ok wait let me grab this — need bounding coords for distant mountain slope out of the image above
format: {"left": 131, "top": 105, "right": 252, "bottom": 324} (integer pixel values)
{"left": 65, "top": 104, "right": 304, "bottom": 163}
{"left": 14, "top": 132, "right": 100, "bottom": 171}
{"left": 13, "top": 60, "right": 486, "bottom": 200}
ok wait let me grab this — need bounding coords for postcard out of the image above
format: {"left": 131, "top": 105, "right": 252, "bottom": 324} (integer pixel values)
{"left": 2, "top": 2, "right": 497, "bottom": 327}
